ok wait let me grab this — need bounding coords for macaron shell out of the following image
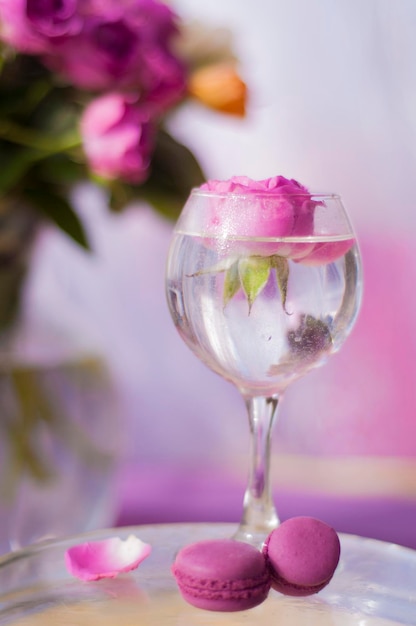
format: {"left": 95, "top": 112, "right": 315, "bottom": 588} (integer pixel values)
{"left": 263, "top": 516, "right": 340, "bottom": 596}
{"left": 266, "top": 574, "right": 329, "bottom": 597}
{"left": 172, "top": 539, "right": 271, "bottom": 611}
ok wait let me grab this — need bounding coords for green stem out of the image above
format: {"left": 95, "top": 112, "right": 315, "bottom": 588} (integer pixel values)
{"left": 0, "top": 121, "right": 81, "bottom": 154}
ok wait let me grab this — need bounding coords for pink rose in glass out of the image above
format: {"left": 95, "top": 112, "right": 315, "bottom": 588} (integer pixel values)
{"left": 80, "top": 92, "right": 155, "bottom": 184}
{"left": 198, "top": 175, "right": 317, "bottom": 257}
{"left": 298, "top": 238, "right": 354, "bottom": 266}
{"left": 197, "top": 176, "right": 354, "bottom": 264}
{"left": 0, "top": 0, "right": 82, "bottom": 53}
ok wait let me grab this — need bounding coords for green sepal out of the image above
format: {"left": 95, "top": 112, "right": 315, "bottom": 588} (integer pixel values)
{"left": 239, "top": 256, "right": 271, "bottom": 312}
{"left": 223, "top": 260, "right": 241, "bottom": 307}
{"left": 271, "top": 255, "right": 290, "bottom": 313}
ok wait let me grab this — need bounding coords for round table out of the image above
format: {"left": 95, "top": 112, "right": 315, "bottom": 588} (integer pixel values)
{"left": 0, "top": 523, "right": 415, "bottom": 625}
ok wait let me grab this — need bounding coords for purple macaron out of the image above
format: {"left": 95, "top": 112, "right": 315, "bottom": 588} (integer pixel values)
{"left": 263, "top": 516, "right": 341, "bottom": 596}
{"left": 172, "top": 538, "right": 271, "bottom": 612}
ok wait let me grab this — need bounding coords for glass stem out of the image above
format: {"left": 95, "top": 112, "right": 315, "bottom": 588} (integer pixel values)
{"left": 234, "top": 394, "right": 280, "bottom": 546}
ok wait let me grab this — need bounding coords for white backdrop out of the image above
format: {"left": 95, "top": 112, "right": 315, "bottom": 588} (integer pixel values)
{"left": 170, "top": 0, "right": 416, "bottom": 235}
{"left": 21, "top": 0, "right": 416, "bottom": 501}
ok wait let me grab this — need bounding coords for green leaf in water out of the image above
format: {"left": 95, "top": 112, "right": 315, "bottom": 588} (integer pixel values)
{"left": 223, "top": 259, "right": 241, "bottom": 307}
{"left": 239, "top": 256, "right": 271, "bottom": 312}
{"left": 271, "top": 255, "right": 290, "bottom": 313}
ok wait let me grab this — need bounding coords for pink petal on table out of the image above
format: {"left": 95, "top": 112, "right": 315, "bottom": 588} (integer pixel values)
{"left": 65, "top": 535, "right": 151, "bottom": 581}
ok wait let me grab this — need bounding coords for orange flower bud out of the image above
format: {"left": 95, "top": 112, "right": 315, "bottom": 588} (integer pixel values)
{"left": 188, "top": 63, "right": 247, "bottom": 117}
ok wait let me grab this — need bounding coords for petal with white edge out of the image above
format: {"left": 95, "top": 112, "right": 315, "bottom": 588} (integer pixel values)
{"left": 65, "top": 535, "right": 152, "bottom": 581}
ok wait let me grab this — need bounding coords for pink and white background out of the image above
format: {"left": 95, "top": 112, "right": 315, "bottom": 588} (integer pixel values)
{"left": 21, "top": 0, "right": 416, "bottom": 547}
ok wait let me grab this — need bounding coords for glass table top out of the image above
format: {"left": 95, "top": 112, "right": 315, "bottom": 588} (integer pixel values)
{"left": 0, "top": 523, "right": 415, "bottom": 625}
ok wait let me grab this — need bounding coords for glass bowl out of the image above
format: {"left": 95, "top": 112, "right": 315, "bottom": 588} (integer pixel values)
{"left": 0, "top": 523, "right": 415, "bottom": 625}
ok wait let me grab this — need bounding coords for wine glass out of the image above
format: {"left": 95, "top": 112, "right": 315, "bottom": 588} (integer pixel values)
{"left": 165, "top": 184, "right": 363, "bottom": 546}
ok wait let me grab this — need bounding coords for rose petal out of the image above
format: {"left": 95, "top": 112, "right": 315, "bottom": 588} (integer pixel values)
{"left": 298, "top": 238, "right": 355, "bottom": 266}
{"left": 198, "top": 175, "right": 316, "bottom": 247}
{"left": 65, "top": 535, "right": 151, "bottom": 581}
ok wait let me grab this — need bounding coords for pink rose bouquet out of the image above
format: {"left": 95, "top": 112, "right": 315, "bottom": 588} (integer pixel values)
{"left": 80, "top": 93, "right": 155, "bottom": 184}
{"left": 0, "top": 0, "right": 82, "bottom": 53}
{"left": 0, "top": 2, "right": 248, "bottom": 502}
{"left": 0, "top": 0, "right": 186, "bottom": 106}
{"left": 0, "top": 1, "right": 247, "bottom": 333}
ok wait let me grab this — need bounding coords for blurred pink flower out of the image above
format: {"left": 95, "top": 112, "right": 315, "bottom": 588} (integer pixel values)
{"left": 0, "top": 0, "right": 82, "bottom": 52}
{"left": 0, "top": 0, "right": 187, "bottom": 112}
{"left": 80, "top": 93, "right": 155, "bottom": 184}
{"left": 44, "top": 0, "right": 187, "bottom": 111}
